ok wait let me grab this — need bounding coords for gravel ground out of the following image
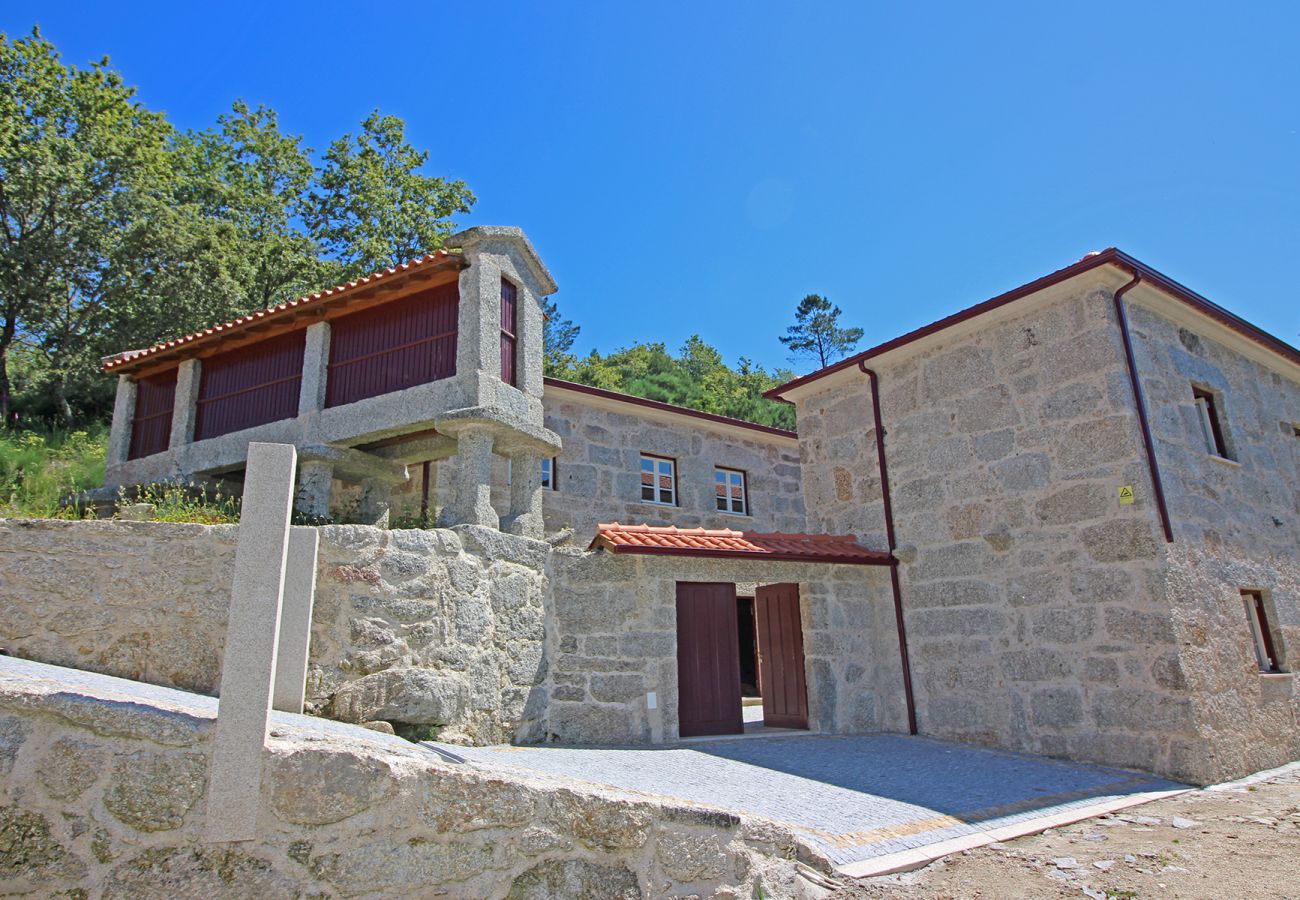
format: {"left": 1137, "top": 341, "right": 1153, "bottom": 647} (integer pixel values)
{"left": 834, "top": 765, "right": 1300, "bottom": 900}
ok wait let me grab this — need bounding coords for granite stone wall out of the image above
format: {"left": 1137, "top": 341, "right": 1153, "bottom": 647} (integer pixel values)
{"left": 793, "top": 280, "right": 1216, "bottom": 781}
{"left": 540, "top": 549, "right": 905, "bottom": 744}
{"left": 539, "top": 393, "right": 805, "bottom": 538}
{"left": 1125, "top": 299, "right": 1300, "bottom": 779}
{"left": 0, "top": 519, "right": 550, "bottom": 745}
{"left": 0, "top": 657, "right": 826, "bottom": 898}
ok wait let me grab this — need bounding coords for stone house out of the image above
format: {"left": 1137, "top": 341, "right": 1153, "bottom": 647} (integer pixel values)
{"left": 93, "top": 231, "right": 1298, "bottom": 785}
{"left": 767, "top": 248, "right": 1299, "bottom": 782}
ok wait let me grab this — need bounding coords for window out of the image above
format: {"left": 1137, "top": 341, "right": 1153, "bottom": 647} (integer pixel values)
{"left": 541, "top": 457, "right": 556, "bottom": 491}
{"left": 640, "top": 454, "right": 676, "bottom": 505}
{"left": 1192, "top": 386, "right": 1231, "bottom": 459}
{"left": 500, "top": 277, "right": 518, "bottom": 386}
{"left": 715, "top": 467, "right": 748, "bottom": 515}
{"left": 1242, "top": 590, "right": 1283, "bottom": 673}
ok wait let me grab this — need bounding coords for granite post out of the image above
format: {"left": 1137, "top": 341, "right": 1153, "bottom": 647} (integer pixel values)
{"left": 272, "top": 525, "right": 319, "bottom": 714}
{"left": 206, "top": 442, "right": 297, "bottom": 843}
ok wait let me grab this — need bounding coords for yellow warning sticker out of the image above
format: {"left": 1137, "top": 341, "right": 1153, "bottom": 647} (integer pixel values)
{"left": 1118, "top": 485, "right": 1135, "bottom": 505}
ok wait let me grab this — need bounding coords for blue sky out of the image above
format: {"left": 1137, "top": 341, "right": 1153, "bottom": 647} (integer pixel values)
{"left": 5, "top": 1, "right": 1297, "bottom": 374}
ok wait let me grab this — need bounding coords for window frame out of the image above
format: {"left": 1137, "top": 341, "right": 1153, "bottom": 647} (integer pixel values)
{"left": 639, "top": 453, "right": 678, "bottom": 506}
{"left": 1241, "top": 589, "right": 1283, "bottom": 674}
{"left": 500, "top": 277, "right": 518, "bottom": 387}
{"left": 541, "top": 456, "right": 556, "bottom": 491}
{"left": 714, "top": 466, "right": 750, "bottom": 516}
{"left": 1192, "top": 385, "right": 1231, "bottom": 459}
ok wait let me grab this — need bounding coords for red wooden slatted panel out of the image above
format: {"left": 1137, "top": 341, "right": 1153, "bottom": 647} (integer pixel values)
{"left": 128, "top": 369, "right": 177, "bottom": 460}
{"left": 676, "top": 582, "right": 744, "bottom": 737}
{"left": 327, "top": 282, "right": 459, "bottom": 408}
{"left": 194, "top": 330, "right": 305, "bottom": 441}
{"left": 500, "top": 278, "right": 517, "bottom": 387}
{"left": 755, "top": 583, "right": 809, "bottom": 729}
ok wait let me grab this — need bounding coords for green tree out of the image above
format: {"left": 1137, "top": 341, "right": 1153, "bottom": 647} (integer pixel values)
{"left": 779, "top": 293, "right": 864, "bottom": 369}
{"left": 0, "top": 28, "right": 173, "bottom": 425}
{"left": 307, "top": 111, "right": 475, "bottom": 279}
{"left": 174, "top": 101, "right": 325, "bottom": 309}
{"left": 542, "top": 297, "right": 581, "bottom": 377}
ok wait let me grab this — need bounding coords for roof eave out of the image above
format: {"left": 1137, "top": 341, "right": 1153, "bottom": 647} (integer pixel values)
{"left": 766, "top": 249, "right": 1300, "bottom": 402}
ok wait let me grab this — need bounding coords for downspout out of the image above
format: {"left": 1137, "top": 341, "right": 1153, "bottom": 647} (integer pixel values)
{"left": 859, "top": 361, "right": 918, "bottom": 735}
{"left": 1112, "top": 273, "right": 1174, "bottom": 543}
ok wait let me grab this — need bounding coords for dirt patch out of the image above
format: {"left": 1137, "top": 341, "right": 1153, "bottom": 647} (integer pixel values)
{"left": 834, "top": 767, "right": 1299, "bottom": 900}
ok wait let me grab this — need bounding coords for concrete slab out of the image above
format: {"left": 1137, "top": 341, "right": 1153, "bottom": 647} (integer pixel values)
{"left": 433, "top": 733, "right": 1187, "bottom": 875}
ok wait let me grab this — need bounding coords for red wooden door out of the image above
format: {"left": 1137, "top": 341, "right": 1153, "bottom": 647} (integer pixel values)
{"left": 675, "top": 582, "right": 744, "bottom": 737}
{"left": 755, "top": 583, "right": 809, "bottom": 729}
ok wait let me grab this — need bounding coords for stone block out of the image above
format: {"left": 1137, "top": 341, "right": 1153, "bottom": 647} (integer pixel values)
{"left": 590, "top": 673, "right": 644, "bottom": 703}
{"left": 1058, "top": 417, "right": 1135, "bottom": 470}
{"left": 104, "top": 751, "right": 207, "bottom": 832}
{"left": 507, "top": 858, "right": 641, "bottom": 899}
{"left": 1030, "top": 687, "right": 1083, "bottom": 728}
{"left": 1030, "top": 606, "right": 1096, "bottom": 643}
{"left": 1035, "top": 483, "right": 1110, "bottom": 525}
{"left": 1080, "top": 519, "right": 1159, "bottom": 562}
{"left": 269, "top": 748, "right": 394, "bottom": 825}
{"left": 328, "top": 668, "right": 467, "bottom": 726}
{"left": 991, "top": 453, "right": 1051, "bottom": 492}
{"left": 1103, "top": 607, "right": 1175, "bottom": 645}
{"left": 36, "top": 738, "right": 103, "bottom": 801}
{"left": 956, "top": 384, "right": 1019, "bottom": 432}
{"left": 923, "top": 345, "right": 994, "bottom": 401}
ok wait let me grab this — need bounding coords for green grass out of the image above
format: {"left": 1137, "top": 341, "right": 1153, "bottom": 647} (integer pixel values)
{"left": 0, "top": 428, "right": 106, "bottom": 519}
{"left": 0, "top": 428, "right": 241, "bottom": 524}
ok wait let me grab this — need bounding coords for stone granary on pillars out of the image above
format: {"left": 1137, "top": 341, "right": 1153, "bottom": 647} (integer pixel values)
{"left": 101, "top": 226, "right": 562, "bottom": 536}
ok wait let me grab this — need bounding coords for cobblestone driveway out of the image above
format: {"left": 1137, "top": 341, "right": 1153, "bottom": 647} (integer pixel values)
{"left": 436, "top": 734, "right": 1185, "bottom": 869}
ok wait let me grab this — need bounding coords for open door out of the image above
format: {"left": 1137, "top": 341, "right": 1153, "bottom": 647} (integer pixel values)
{"left": 755, "top": 583, "right": 809, "bottom": 729}
{"left": 676, "top": 582, "right": 744, "bottom": 737}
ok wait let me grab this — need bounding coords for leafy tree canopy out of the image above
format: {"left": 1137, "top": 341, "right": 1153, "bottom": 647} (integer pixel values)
{"left": 0, "top": 29, "right": 475, "bottom": 428}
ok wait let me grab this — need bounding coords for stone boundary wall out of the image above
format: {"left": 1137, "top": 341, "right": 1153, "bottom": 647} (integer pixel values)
{"left": 0, "top": 657, "right": 827, "bottom": 898}
{"left": 0, "top": 519, "right": 549, "bottom": 745}
{"left": 542, "top": 549, "right": 905, "bottom": 744}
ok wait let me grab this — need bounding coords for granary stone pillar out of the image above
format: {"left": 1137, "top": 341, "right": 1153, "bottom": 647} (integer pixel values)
{"left": 357, "top": 480, "right": 392, "bottom": 528}
{"left": 294, "top": 460, "right": 334, "bottom": 522}
{"left": 298, "top": 321, "right": 331, "bottom": 414}
{"left": 502, "top": 449, "right": 544, "bottom": 539}
{"left": 169, "top": 359, "right": 202, "bottom": 448}
{"left": 438, "top": 427, "right": 497, "bottom": 528}
{"left": 106, "top": 375, "right": 138, "bottom": 467}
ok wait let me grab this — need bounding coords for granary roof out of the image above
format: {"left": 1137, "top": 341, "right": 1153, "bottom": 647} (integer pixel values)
{"left": 589, "top": 523, "right": 892, "bottom": 565}
{"left": 102, "top": 250, "right": 467, "bottom": 376}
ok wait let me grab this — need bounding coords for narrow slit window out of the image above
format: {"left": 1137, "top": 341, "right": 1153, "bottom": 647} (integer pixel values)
{"left": 541, "top": 457, "right": 556, "bottom": 491}
{"left": 1241, "top": 590, "right": 1282, "bottom": 673}
{"left": 715, "top": 467, "right": 748, "bottom": 515}
{"left": 1192, "top": 386, "right": 1230, "bottom": 458}
{"left": 500, "top": 278, "right": 518, "bottom": 387}
{"left": 640, "top": 454, "right": 676, "bottom": 506}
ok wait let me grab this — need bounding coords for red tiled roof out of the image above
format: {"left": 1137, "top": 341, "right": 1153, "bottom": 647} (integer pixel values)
{"left": 103, "top": 250, "right": 466, "bottom": 374}
{"left": 589, "top": 523, "right": 893, "bottom": 565}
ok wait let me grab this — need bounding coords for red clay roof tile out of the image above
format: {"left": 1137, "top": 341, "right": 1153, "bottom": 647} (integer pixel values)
{"left": 103, "top": 250, "right": 464, "bottom": 374}
{"left": 589, "top": 523, "right": 892, "bottom": 565}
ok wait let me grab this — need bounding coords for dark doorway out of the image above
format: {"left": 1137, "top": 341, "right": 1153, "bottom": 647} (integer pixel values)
{"left": 676, "top": 582, "right": 744, "bottom": 737}
{"left": 755, "top": 583, "right": 809, "bottom": 730}
{"left": 737, "top": 597, "right": 760, "bottom": 697}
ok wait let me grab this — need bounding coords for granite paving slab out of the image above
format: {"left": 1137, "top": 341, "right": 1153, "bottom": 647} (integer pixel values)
{"left": 435, "top": 733, "right": 1185, "bottom": 869}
